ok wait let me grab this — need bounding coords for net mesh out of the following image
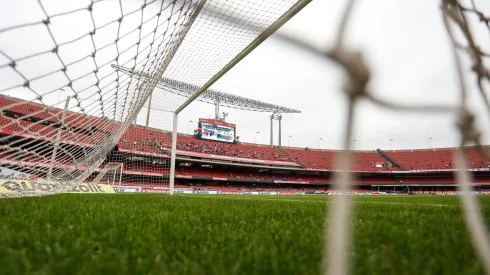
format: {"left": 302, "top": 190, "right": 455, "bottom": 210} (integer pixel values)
{"left": 0, "top": 0, "right": 303, "bottom": 196}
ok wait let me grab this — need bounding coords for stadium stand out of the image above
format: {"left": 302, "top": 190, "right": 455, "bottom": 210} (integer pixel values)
{"left": 383, "top": 148, "right": 490, "bottom": 171}
{"left": 284, "top": 147, "right": 390, "bottom": 172}
{"left": 3, "top": 94, "right": 490, "bottom": 193}
{"left": 176, "top": 134, "right": 290, "bottom": 161}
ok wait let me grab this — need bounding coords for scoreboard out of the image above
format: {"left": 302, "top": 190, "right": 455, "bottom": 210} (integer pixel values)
{"left": 196, "top": 118, "right": 236, "bottom": 143}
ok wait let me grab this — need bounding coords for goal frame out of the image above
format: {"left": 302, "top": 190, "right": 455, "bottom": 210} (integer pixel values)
{"left": 91, "top": 162, "right": 124, "bottom": 188}
{"left": 168, "top": 0, "right": 312, "bottom": 195}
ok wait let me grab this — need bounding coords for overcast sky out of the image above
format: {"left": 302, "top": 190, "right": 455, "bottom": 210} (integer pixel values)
{"left": 176, "top": 0, "right": 490, "bottom": 151}
{"left": 1, "top": 0, "right": 489, "bottom": 151}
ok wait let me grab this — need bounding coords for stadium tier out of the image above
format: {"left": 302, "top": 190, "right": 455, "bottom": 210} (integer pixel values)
{"left": 118, "top": 125, "right": 295, "bottom": 166}
{"left": 383, "top": 148, "right": 490, "bottom": 171}
{"left": 2, "top": 94, "right": 490, "bottom": 191}
{"left": 283, "top": 148, "right": 392, "bottom": 171}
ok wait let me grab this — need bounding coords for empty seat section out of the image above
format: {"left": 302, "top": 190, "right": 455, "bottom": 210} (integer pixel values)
{"left": 119, "top": 125, "right": 171, "bottom": 154}
{"left": 353, "top": 151, "right": 389, "bottom": 171}
{"left": 285, "top": 148, "right": 387, "bottom": 172}
{"left": 386, "top": 149, "right": 455, "bottom": 170}
{"left": 284, "top": 148, "right": 337, "bottom": 169}
{"left": 397, "top": 177, "right": 455, "bottom": 184}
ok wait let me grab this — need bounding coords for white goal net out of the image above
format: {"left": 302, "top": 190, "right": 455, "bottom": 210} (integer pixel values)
{"left": 0, "top": 0, "right": 307, "bottom": 197}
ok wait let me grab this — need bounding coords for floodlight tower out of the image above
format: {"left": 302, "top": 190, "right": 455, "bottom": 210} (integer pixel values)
{"left": 270, "top": 112, "right": 282, "bottom": 146}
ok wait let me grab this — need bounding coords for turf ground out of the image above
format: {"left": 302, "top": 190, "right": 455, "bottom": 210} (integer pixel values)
{"left": 0, "top": 194, "right": 488, "bottom": 274}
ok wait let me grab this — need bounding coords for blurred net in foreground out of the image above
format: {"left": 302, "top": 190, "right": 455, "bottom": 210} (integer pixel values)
{"left": 0, "top": 0, "right": 305, "bottom": 197}
{"left": 301, "top": 1, "right": 490, "bottom": 275}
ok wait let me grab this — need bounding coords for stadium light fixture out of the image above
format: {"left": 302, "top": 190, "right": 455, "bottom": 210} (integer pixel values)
{"left": 255, "top": 132, "right": 260, "bottom": 144}
{"left": 352, "top": 139, "right": 356, "bottom": 150}
{"left": 429, "top": 137, "right": 433, "bottom": 150}
{"left": 390, "top": 139, "right": 394, "bottom": 151}
{"left": 319, "top": 137, "right": 323, "bottom": 149}
{"left": 288, "top": 135, "right": 292, "bottom": 148}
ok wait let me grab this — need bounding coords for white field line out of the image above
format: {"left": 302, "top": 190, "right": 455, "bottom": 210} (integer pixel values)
{"left": 356, "top": 201, "right": 455, "bottom": 207}
{"left": 255, "top": 198, "right": 456, "bottom": 208}
{"left": 177, "top": 194, "right": 458, "bottom": 207}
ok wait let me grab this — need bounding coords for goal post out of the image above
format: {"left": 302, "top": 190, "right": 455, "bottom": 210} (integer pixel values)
{"left": 47, "top": 95, "right": 71, "bottom": 181}
{"left": 169, "top": 113, "right": 179, "bottom": 195}
{"left": 91, "top": 162, "right": 124, "bottom": 188}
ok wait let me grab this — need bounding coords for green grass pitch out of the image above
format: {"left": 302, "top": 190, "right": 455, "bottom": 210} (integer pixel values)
{"left": 0, "top": 194, "right": 488, "bottom": 274}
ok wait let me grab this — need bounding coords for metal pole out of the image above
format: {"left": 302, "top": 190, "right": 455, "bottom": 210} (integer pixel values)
{"left": 169, "top": 113, "right": 179, "bottom": 195}
{"left": 278, "top": 115, "right": 282, "bottom": 147}
{"left": 111, "top": 168, "right": 117, "bottom": 187}
{"left": 48, "top": 95, "right": 70, "bottom": 181}
{"left": 390, "top": 139, "right": 393, "bottom": 151}
{"left": 270, "top": 115, "right": 273, "bottom": 146}
{"left": 173, "top": 0, "right": 312, "bottom": 115}
{"left": 119, "top": 163, "right": 123, "bottom": 189}
{"left": 214, "top": 98, "right": 220, "bottom": 120}
{"left": 145, "top": 92, "right": 153, "bottom": 128}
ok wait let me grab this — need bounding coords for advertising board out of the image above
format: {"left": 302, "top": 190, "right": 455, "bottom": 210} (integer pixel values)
{"left": 0, "top": 180, "right": 115, "bottom": 194}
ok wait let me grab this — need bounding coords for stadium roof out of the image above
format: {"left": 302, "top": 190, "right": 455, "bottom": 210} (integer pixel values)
{"left": 112, "top": 64, "right": 301, "bottom": 114}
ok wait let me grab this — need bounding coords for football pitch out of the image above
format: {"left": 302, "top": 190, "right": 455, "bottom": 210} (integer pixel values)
{"left": 0, "top": 194, "right": 488, "bottom": 275}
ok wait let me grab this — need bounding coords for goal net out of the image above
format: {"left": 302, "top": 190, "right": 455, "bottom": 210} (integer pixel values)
{"left": 0, "top": 0, "right": 306, "bottom": 197}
